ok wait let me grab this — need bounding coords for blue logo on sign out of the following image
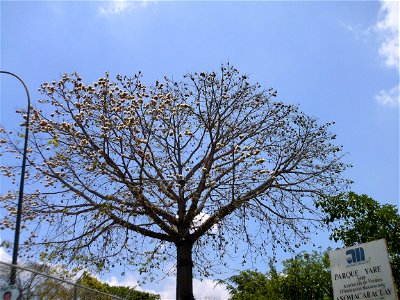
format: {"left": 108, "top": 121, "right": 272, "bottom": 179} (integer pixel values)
{"left": 346, "top": 247, "right": 365, "bottom": 264}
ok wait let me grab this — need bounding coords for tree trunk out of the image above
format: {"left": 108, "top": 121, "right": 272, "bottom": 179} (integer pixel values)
{"left": 176, "top": 241, "right": 194, "bottom": 300}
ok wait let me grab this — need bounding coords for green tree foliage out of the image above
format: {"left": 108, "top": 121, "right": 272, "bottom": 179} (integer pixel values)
{"left": 280, "top": 251, "right": 332, "bottom": 300}
{"left": 0, "top": 64, "right": 350, "bottom": 298}
{"left": 225, "top": 250, "right": 333, "bottom": 300}
{"left": 324, "top": 192, "right": 400, "bottom": 291}
{"left": 224, "top": 267, "right": 283, "bottom": 300}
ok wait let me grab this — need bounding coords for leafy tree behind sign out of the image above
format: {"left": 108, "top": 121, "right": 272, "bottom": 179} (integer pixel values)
{"left": 225, "top": 250, "right": 333, "bottom": 300}
{"left": 0, "top": 64, "right": 350, "bottom": 298}
{"left": 324, "top": 192, "right": 400, "bottom": 292}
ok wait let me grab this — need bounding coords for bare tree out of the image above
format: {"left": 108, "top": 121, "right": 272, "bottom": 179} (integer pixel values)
{"left": 0, "top": 64, "right": 350, "bottom": 299}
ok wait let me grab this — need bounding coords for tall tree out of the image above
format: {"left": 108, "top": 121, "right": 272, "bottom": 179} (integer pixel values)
{"left": 0, "top": 64, "right": 349, "bottom": 298}
{"left": 324, "top": 192, "right": 400, "bottom": 291}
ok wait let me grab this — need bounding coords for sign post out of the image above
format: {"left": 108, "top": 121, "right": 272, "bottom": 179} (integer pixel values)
{"left": 330, "top": 239, "right": 398, "bottom": 300}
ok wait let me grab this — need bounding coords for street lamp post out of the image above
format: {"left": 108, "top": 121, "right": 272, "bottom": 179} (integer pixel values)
{"left": 0, "top": 71, "right": 31, "bottom": 286}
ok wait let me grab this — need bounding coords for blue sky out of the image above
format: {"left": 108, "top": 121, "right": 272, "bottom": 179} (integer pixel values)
{"left": 1, "top": 1, "right": 399, "bottom": 298}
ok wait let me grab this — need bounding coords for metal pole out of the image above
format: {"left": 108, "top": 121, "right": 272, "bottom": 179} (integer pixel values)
{"left": 73, "top": 285, "right": 78, "bottom": 300}
{"left": 0, "top": 71, "right": 31, "bottom": 286}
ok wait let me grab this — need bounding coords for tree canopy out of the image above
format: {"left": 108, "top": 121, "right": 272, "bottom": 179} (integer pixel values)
{"left": 0, "top": 64, "right": 350, "bottom": 298}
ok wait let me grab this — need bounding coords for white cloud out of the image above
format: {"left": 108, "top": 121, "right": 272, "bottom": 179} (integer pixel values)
{"left": 344, "top": 0, "right": 399, "bottom": 70}
{"left": 344, "top": 2, "right": 398, "bottom": 107}
{"left": 103, "top": 273, "right": 161, "bottom": 297}
{"left": 155, "top": 277, "right": 230, "bottom": 300}
{"left": 375, "top": 84, "right": 400, "bottom": 106}
{"left": 373, "top": 0, "right": 399, "bottom": 107}
{"left": 191, "top": 212, "right": 219, "bottom": 234}
{"left": 156, "top": 277, "right": 176, "bottom": 300}
{"left": 98, "top": 0, "right": 149, "bottom": 17}
{"left": 98, "top": 0, "right": 133, "bottom": 17}
{"left": 0, "top": 247, "right": 11, "bottom": 262}
{"left": 105, "top": 274, "right": 230, "bottom": 300}
{"left": 193, "top": 278, "right": 230, "bottom": 300}
{"left": 105, "top": 273, "right": 140, "bottom": 288}
{"left": 375, "top": 0, "right": 399, "bottom": 70}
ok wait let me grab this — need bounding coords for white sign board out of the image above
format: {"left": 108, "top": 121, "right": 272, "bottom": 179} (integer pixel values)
{"left": 330, "top": 239, "right": 398, "bottom": 300}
